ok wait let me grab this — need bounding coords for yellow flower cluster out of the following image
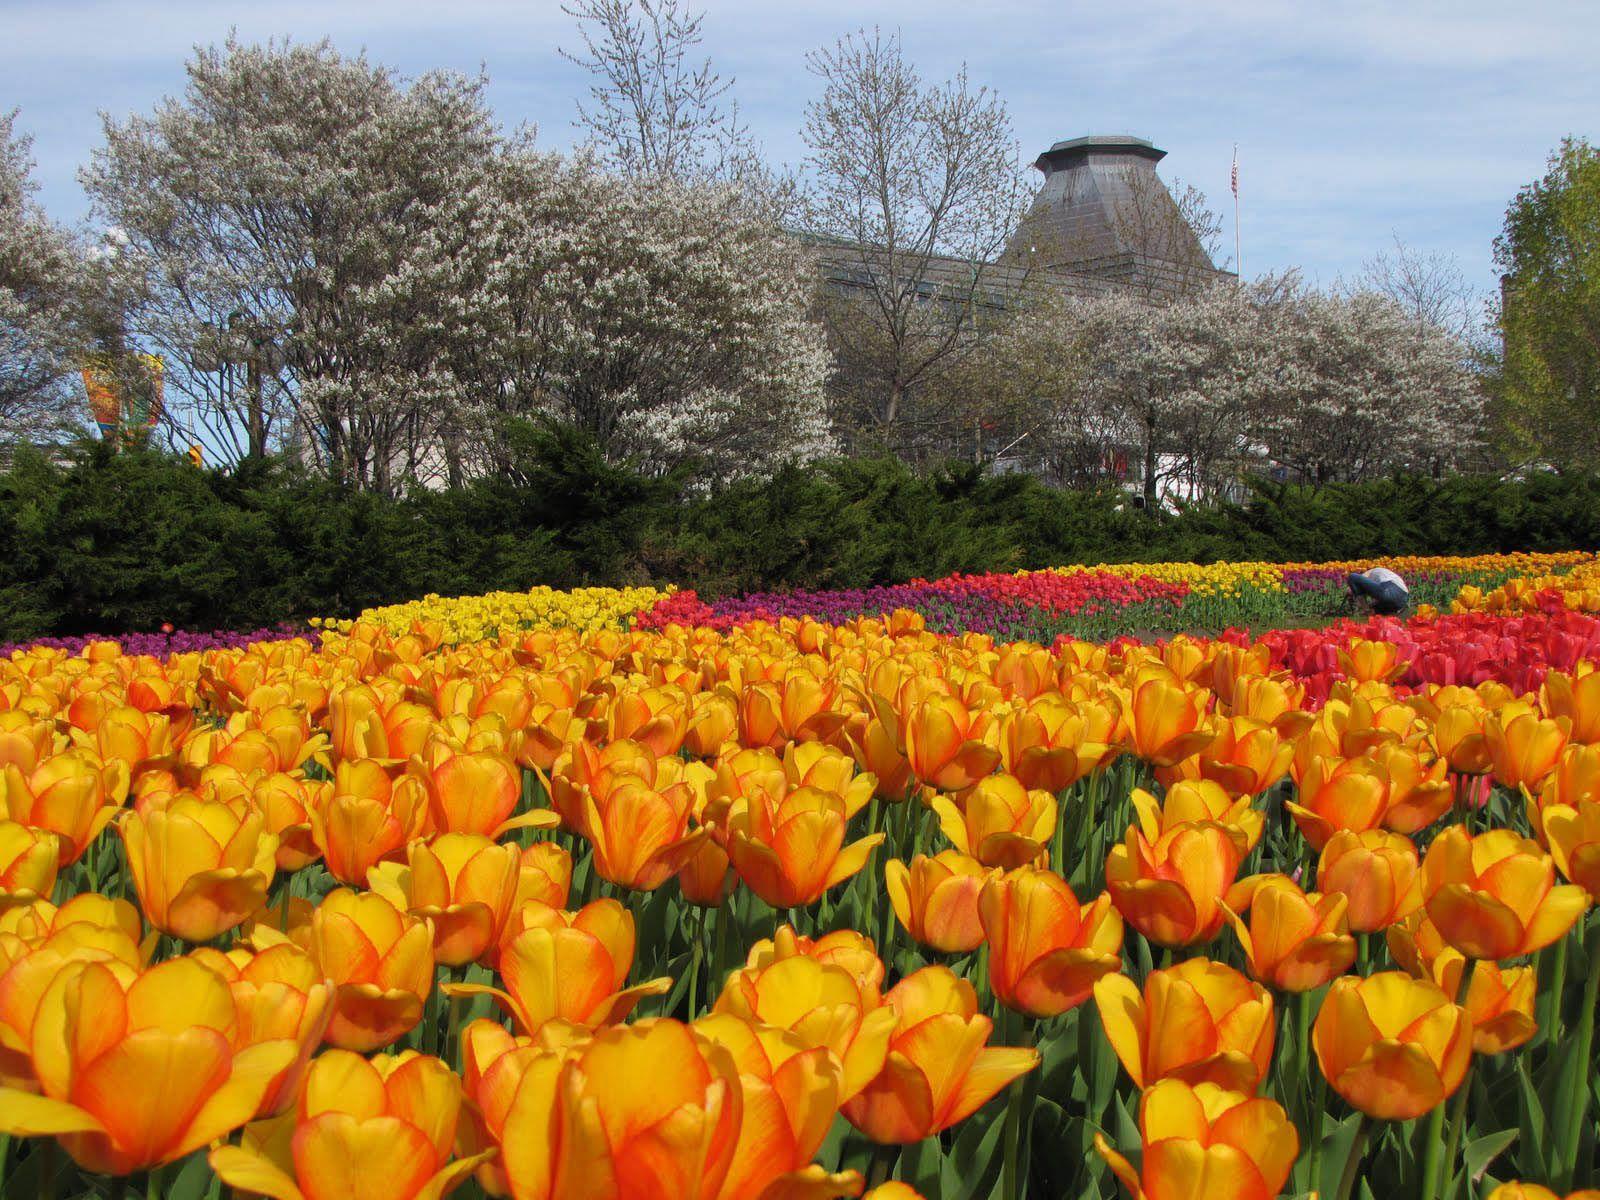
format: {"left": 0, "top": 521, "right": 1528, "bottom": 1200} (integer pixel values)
{"left": 315, "top": 584, "right": 671, "bottom": 641}
{"left": 1041, "top": 552, "right": 1595, "bottom": 602}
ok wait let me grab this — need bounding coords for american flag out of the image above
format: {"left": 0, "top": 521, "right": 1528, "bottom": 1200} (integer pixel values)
{"left": 1231, "top": 145, "right": 1238, "bottom": 197}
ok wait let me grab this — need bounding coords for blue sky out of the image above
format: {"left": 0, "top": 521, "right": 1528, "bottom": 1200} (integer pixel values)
{"left": 6, "top": 0, "right": 1597, "bottom": 301}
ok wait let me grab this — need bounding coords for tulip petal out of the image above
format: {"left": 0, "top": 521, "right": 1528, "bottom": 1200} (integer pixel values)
{"left": 1092, "top": 974, "right": 1147, "bottom": 1088}
{"left": 0, "top": 1087, "right": 109, "bottom": 1136}
{"left": 209, "top": 1144, "right": 308, "bottom": 1200}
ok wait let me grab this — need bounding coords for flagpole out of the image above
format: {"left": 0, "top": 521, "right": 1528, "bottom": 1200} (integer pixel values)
{"left": 1232, "top": 143, "right": 1242, "bottom": 283}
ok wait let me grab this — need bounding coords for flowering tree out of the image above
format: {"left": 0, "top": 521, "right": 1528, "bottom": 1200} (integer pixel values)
{"left": 475, "top": 151, "right": 833, "bottom": 482}
{"left": 1253, "top": 283, "right": 1486, "bottom": 482}
{"left": 992, "top": 277, "right": 1484, "bottom": 498}
{"left": 0, "top": 111, "right": 85, "bottom": 447}
{"left": 82, "top": 39, "right": 505, "bottom": 490}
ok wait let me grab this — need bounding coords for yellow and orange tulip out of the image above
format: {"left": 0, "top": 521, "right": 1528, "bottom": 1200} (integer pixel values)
{"left": 1313, "top": 971, "right": 1472, "bottom": 1120}
{"left": 843, "top": 965, "right": 1037, "bottom": 1144}
{"left": 1093, "top": 958, "right": 1275, "bottom": 1093}
{"left": 1421, "top": 826, "right": 1588, "bottom": 960}
{"left": 1094, "top": 1078, "right": 1298, "bottom": 1200}
{"left": 978, "top": 866, "right": 1123, "bottom": 1018}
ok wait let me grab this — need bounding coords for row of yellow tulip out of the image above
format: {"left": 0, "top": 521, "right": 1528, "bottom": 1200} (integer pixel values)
{"left": 313, "top": 585, "right": 673, "bottom": 642}
{"left": 1, "top": 615, "right": 1599, "bottom": 1198}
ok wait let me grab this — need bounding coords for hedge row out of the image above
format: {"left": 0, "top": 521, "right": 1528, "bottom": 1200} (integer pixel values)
{"left": 3, "top": 426, "right": 1597, "bottom": 640}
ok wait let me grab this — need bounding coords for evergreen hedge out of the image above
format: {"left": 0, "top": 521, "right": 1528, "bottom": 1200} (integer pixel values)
{"left": 3, "top": 429, "right": 1597, "bottom": 641}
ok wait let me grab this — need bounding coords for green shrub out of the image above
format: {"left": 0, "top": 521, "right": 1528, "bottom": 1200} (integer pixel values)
{"left": 2, "top": 432, "right": 1596, "bottom": 641}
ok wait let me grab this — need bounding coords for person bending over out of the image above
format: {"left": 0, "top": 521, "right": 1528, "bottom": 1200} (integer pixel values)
{"left": 1346, "top": 566, "right": 1410, "bottom": 616}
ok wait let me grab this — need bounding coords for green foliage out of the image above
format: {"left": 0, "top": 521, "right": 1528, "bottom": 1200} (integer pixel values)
{"left": 1494, "top": 136, "right": 1600, "bottom": 468}
{"left": 4, "top": 435, "right": 1600, "bottom": 640}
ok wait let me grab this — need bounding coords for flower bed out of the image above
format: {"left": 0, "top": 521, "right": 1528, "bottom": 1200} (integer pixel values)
{"left": 1, "top": 579, "right": 1597, "bottom": 1199}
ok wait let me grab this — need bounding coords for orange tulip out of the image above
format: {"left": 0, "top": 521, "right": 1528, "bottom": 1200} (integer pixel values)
{"left": 605, "top": 684, "right": 690, "bottom": 756}
{"left": 1093, "top": 958, "right": 1275, "bottom": 1092}
{"left": 1338, "top": 638, "right": 1406, "bottom": 683}
{"left": 1370, "top": 742, "right": 1453, "bottom": 834}
{"left": 1487, "top": 703, "right": 1571, "bottom": 791}
{"left": 311, "top": 759, "right": 428, "bottom": 885}
{"left": 368, "top": 834, "right": 520, "bottom": 966}
{"left": 1222, "top": 874, "right": 1356, "bottom": 992}
{"left": 512, "top": 840, "right": 573, "bottom": 910}
{"left": 929, "top": 774, "right": 1055, "bottom": 869}
{"left": 1317, "top": 829, "right": 1423, "bottom": 932}
{"left": 693, "top": 1013, "right": 865, "bottom": 1200}
{"left": 1387, "top": 914, "right": 1538, "bottom": 1054}
{"left": 455, "top": 1018, "right": 587, "bottom": 1198}
{"left": 1223, "top": 672, "right": 1312, "bottom": 738}
{"left": 0, "top": 820, "right": 58, "bottom": 909}
{"left": 448, "top": 898, "right": 670, "bottom": 1034}
{"left": 1, "top": 751, "right": 129, "bottom": 865}
{"left": 327, "top": 683, "right": 433, "bottom": 762}
{"left": 1485, "top": 1185, "right": 1600, "bottom": 1200}
{"left": 903, "top": 695, "right": 1000, "bottom": 792}
{"left": 415, "top": 747, "right": 556, "bottom": 839}
{"left": 683, "top": 688, "right": 738, "bottom": 758}
{"left": 1094, "top": 1078, "right": 1298, "bottom": 1200}
{"left": 978, "top": 866, "right": 1123, "bottom": 1018}
{"left": 1130, "top": 781, "right": 1263, "bottom": 856}
{"left": 210, "top": 1049, "right": 490, "bottom": 1200}
{"left": 309, "top": 888, "right": 435, "bottom": 1052}
{"left": 1185, "top": 716, "right": 1294, "bottom": 798}
{"left": 737, "top": 924, "right": 887, "bottom": 1017}
{"left": 544, "top": 738, "right": 659, "bottom": 833}
{"left": 0, "top": 711, "right": 58, "bottom": 773}
{"left": 725, "top": 787, "right": 883, "bottom": 908}
{"left": 188, "top": 943, "right": 333, "bottom": 1115}
{"left": 583, "top": 776, "right": 705, "bottom": 892}
{"left": 0, "top": 957, "right": 299, "bottom": 1175}
{"left": 252, "top": 771, "right": 327, "bottom": 871}
{"left": 71, "top": 704, "right": 180, "bottom": 777}
{"left": 1543, "top": 797, "right": 1600, "bottom": 896}
{"left": 885, "top": 851, "right": 996, "bottom": 954}
{"left": 737, "top": 672, "right": 849, "bottom": 750}
{"left": 1313, "top": 971, "right": 1472, "bottom": 1120}
{"left": 1121, "top": 676, "right": 1214, "bottom": 768}
{"left": 1542, "top": 666, "right": 1600, "bottom": 745}
{"left": 494, "top": 1017, "right": 861, "bottom": 1200}
{"left": 1286, "top": 754, "right": 1391, "bottom": 851}
{"left": 999, "top": 696, "right": 1111, "bottom": 793}
{"left": 1105, "top": 817, "right": 1247, "bottom": 947}
{"left": 1421, "top": 826, "right": 1588, "bottom": 960}
{"left": 1432, "top": 702, "right": 1493, "bottom": 775}
{"left": 843, "top": 966, "right": 1038, "bottom": 1143}
{"left": 676, "top": 834, "right": 735, "bottom": 907}
{"left": 0, "top": 898, "right": 149, "bottom": 1089}
{"left": 715, "top": 936, "right": 896, "bottom": 1103}
{"left": 119, "top": 796, "right": 278, "bottom": 942}
{"left": 781, "top": 741, "right": 877, "bottom": 817}
{"left": 849, "top": 712, "right": 913, "bottom": 800}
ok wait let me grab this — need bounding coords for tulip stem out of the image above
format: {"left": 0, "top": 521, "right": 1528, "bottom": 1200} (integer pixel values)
{"left": 1335, "top": 1114, "right": 1373, "bottom": 1200}
{"left": 1554, "top": 914, "right": 1600, "bottom": 1192}
{"left": 1439, "top": 1062, "right": 1473, "bottom": 1200}
{"left": 37, "top": 1139, "right": 58, "bottom": 1200}
{"left": 1419, "top": 957, "right": 1478, "bottom": 1200}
